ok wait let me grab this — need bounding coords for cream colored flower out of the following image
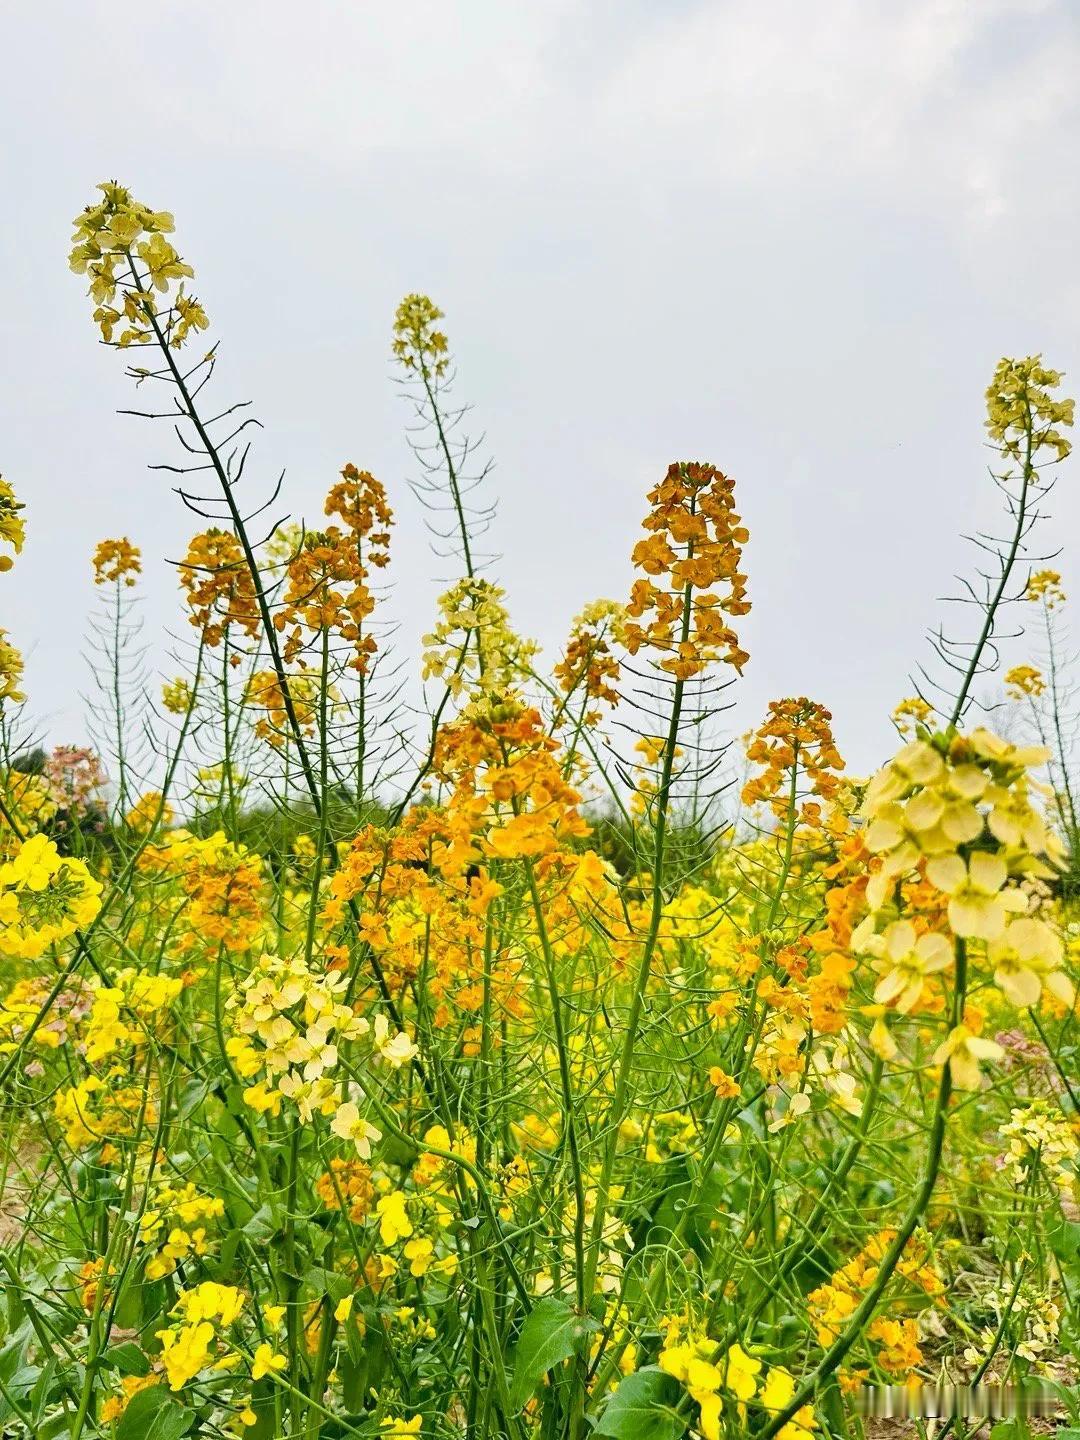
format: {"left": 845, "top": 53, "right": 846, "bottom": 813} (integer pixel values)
{"left": 968, "top": 729, "right": 1049, "bottom": 772}
{"left": 925, "top": 851, "right": 1025, "bottom": 940}
{"left": 862, "top": 740, "right": 945, "bottom": 814}
{"left": 768, "top": 1090, "right": 810, "bottom": 1132}
{"left": 871, "top": 922, "right": 953, "bottom": 1013}
{"left": 988, "top": 916, "right": 1074, "bottom": 1008}
{"left": 330, "top": 1100, "right": 382, "bottom": 1159}
{"left": 373, "top": 1014, "right": 419, "bottom": 1068}
{"left": 276, "top": 1074, "right": 335, "bottom": 1123}
{"left": 932, "top": 1025, "right": 1004, "bottom": 1090}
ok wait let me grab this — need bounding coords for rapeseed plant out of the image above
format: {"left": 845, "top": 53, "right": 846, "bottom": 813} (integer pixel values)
{"left": 0, "top": 181, "right": 1076, "bottom": 1440}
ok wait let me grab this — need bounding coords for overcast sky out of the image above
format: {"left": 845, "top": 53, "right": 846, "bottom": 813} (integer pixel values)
{"left": 4, "top": 0, "right": 1080, "bottom": 774}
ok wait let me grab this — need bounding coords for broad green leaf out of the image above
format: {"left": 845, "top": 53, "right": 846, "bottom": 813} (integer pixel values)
{"left": 241, "top": 1381, "right": 280, "bottom": 1440}
{"left": 241, "top": 1204, "right": 276, "bottom": 1242}
{"left": 116, "top": 1385, "right": 194, "bottom": 1440}
{"left": 595, "top": 1367, "right": 684, "bottom": 1440}
{"left": 344, "top": 1310, "right": 365, "bottom": 1365}
{"left": 103, "top": 1341, "right": 151, "bottom": 1376}
{"left": 1046, "top": 1217, "right": 1080, "bottom": 1265}
{"left": 177, "top": 1077, "right": 211, "bottom": 1118}
{"left": 111, "top": 1275, "right": 144, "bottom": 1330}
{"left": 509, "top": 1297, "right": 598, "bottom": 1411}
{"left": 0, "top": 1331, "right": 31, "bottom": 1385}
{"left": 339, "top": 1349, "right": 368, "bottom": 1413}
{"left": 35, "top": 1415, "right": 75, "bottom": 1440}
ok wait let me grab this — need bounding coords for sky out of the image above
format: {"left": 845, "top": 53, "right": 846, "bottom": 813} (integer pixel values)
{"left": 3, "top": 0, "right": 1080, "bottom": 775}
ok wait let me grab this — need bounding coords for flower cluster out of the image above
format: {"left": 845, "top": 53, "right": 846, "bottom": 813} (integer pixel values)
{"left": 367, "top": 1182, "right": 460, "bottom": 1282}
{"left": 861, "top": 730, "right": 1062, "bottom": 925}
{"left": 323, "top": 813, "right": 506, "bottom": 1031}
{"left": 161, "top": 676, "right": 194, "bottom": 715}
{"left": 275, "top": 464, "right": 393, "bottom": 675}
{"left": 422, "top": 578, "right": 537, "bottom": 707}
{"left": 808, "top": 1228, "right": 940, "bottom": 1370}
{"left": 155, "top": 1282, "right": 248, "bottom": 1390}
{"left": 225, "top": 953, "right": 377, "bottom": 1122}
{"left": 623, "top": 461, "right": 750, "bottom": 680}
{"left": 138, "top": 830, "right": 263, "bottom": 951}
{"left": 0, "top": 476, "right": 25, "bottom": 571}
{"left": 178, "top": 529, "right": 261, "bottom": 654}
{"left": 810, "top": 1230, "right": 940, "bottom": 1341}
{"left": 0, "top": 834, "right": 102, "bottom": 959}
{"left": 1026, "top": 569, "right": 1066, "bottom": 608}
{"left": 855, "top": 728, "right": 1072, "bottom": 1084}
{"left": 139, "top": 1179, "right": 225, "bottom": 1280}
{"left": 316, "top": 1158, "right": 375, "bottom": 1223}
{"left": 1005, "top": 664, "right": 1046, "bottom": 699}
{"left": 985, "top": 355, "right": 1073, "bottom": 464}
{"left": 963, "top": 1284, "right": 1062, "bottom": 1373}
{"left": 0, "top": 632, "right": 23, "bottom": 706}
{"left": 0, "top": 773, "right": 58, "bottom": 852}
{"left": 741, "top": 698, "right": 845, "bottom": 827}
{"left": 245, "top": 669, "right": 319, "bottom": 748}
{"left": 83, "top": 969, "right": 184, "bottom": 1064}
{"left": 126, "top": 790, "right": 172, "bottom": 834}
{"left": 998, "top": 1101, "right": 1078, "bottom": 1192}
{"left": 435, "top": 705, "right": 591, "bottom": 864}
{"left": 92, "top": 536, "right": 142, "bottom": 586}
{"left": 891, "top": 695, "right": 932, "bottom": 738}
{"left": 0, "top": 973, "right": 92, "bottom": 1059}
{"left": 392, "top": 293, "right": 450, "bottom": 379}
{"left": 99, "top": 1375, "right": 160, "bottom": 1424}
{"left": 43, "top": 745, "right": 107, "bottom": 817}
{"left": 0, "top": 477, "right": 24, "bottom": 705}
{"left": 658, "top": 1318, "right": 815, "bottom": 1440}
{"left": 553, "top": 600, "right": 625, "bottom": 725}
{"left": 54, "top": 1074, "right": 156, "bottom": 1151}
{"left": 69, "top": 181, "right": 207, "bottom": 348}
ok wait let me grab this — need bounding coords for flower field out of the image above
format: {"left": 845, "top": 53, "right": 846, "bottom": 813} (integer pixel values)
{"left": 0, "top": 181, "right": 1079, "bottom": 1439}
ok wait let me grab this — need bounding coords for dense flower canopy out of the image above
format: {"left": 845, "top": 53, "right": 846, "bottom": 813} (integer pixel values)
{"left": 0, "top": 187, "right": 1075, "bottom": 1440}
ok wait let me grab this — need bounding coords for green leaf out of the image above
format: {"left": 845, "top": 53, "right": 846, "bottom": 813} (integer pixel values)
{"left": 362, "top": 1322, "right": 388, "bottom": 1393}
{"left": 177, "top": 1077, "right": 211, "bottom": 1118}
{"left": 241, "top": 1381, "right": 280, "bottom": 1440}
{"left": 595, "top": 1367, "right": 684, "bottom": 1440}
{"left": 509, "top": 1297, "right": 598, "bottom": 1411}
{"left": 217, "top": 1226, "right": 242, "bottom": 1273}
{"left": 30, "top": 1358, "right": 58, "bottom": 1421}
{"left": 102, "top": 1342, "right": 151, "bottom": 1376}
{"left": 379, "top": 1132, "right": 417, "bottom": 1168}
{"left": 116, "top": 1385, "right": 194, "bottom": 1440}
{"left": 36, "top": 1415, "right": 76, "bottom": 1440}
{"left": 112, "top": 1276, "right": 144, "bottom": 1330}
{"left": 344, "top": 1311, "right": 365, "bottom": 1365}
{"left": 300, "top": 1266, "right": 352, "bottom": 1303}
{"left": 241, "top": 1204, "right": 276, "bottom": 1243}
{"left": 1047, "top": 1217, "right": 1080, "bottom": 1265}
{"left": 339, "top": 1349, "right": 368, "bottom": 1413}
{"left": 0, "top": 1331, "right": 31, "bottom": 1386}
